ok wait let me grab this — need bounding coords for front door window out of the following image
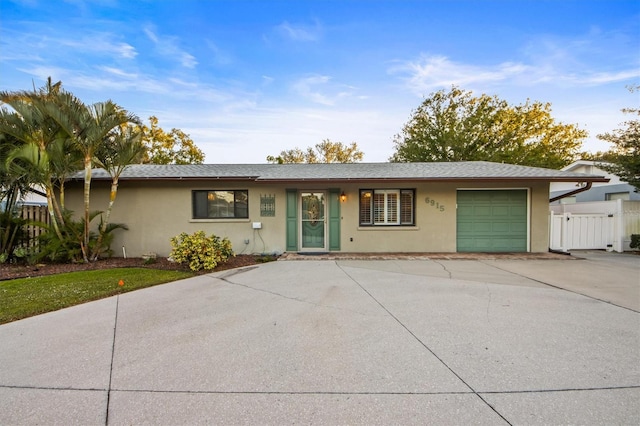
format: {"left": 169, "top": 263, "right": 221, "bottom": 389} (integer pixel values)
{"left": 300, "top": 192, "right": 326, "bottom": 250}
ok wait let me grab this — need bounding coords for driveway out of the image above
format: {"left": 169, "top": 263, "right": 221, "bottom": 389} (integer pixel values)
{"left": 1, "top": 251, "right": 638, "bottom": 425}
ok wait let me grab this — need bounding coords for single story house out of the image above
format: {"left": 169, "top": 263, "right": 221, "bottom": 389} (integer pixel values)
{"left": 64, "top": 161, "right": 607, "bottom": 257}
{"left": 550, "top": 160, "right": 639, "bottom": 204}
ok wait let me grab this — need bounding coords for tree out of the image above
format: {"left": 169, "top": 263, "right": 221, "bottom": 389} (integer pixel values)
{"left": 1, "top": 78, "right": 147, "bottom": 263}
{"left": 92, "top": 125, "right": 145, "bottom": 260}
{"left": 578, "top": 151, "right": 619, "bottom": 162}
{"left": 140, "top": 116, "right": 204, "bottom": 164}
{"left": 390, "top": 86, "right": 586, "bottom": 169}
{"left": 596, "top": 87, "right": 639, "bottom": 190}
{"left": 0, "top": 132, "right": 33, "bottom": 260}
{"left": 267, "top": 139, "right": 364, "bottom": 164}
{"left": 0, "top": 81, "right": 73, "bottom": 241}
{"left": 46, "top": 91, "right": 140, "bottom": 261}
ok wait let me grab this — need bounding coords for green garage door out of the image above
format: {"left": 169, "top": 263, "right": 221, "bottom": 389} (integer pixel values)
{"left": 457, "top": 190, "right": 528, "bottom": 252}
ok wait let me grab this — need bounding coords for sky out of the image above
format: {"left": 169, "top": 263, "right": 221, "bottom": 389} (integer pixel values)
{"left": 1, "top": 0, "right": 638, "bottom": 164}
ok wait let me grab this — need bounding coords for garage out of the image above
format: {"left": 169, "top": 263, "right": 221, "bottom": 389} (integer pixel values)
{"left": 456, "top": 190, "right": 528, "bottom": 252}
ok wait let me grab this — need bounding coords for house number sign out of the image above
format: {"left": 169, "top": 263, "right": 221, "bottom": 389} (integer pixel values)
{"left": 425, "top": 196, "right": 445, "bottom": 212}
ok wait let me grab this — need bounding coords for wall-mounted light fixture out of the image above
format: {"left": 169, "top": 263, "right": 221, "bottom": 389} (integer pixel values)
{"left": 340, "top": 191, "right": 347, "bottom": 202}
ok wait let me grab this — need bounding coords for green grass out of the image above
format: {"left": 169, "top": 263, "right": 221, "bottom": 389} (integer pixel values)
{"left": 0, "top": 268, "right": 194, "bottom": 324}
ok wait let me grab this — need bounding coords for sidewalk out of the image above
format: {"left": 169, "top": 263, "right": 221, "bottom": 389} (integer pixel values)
{"left": 1, "top": 253, "right": 638, "bottom": 424}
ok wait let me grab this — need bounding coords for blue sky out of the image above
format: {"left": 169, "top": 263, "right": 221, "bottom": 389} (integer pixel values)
{"left": 1, "top": 0, "right": 638, "bottom": 163}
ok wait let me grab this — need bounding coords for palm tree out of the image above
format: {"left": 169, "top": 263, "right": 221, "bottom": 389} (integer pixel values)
{"left": 0, "top": 95, "right": 69, "bottom": 240}
{"left": 0, "top": 132, "right": 32, "bottom": 259}
{"left": 46, "top": 92, "right": 140, "bottom": 261}
{"left": 91, "top": 125, "right": 145, "bottom": 260}
{"left": 47, "top": 136, "right": 83, "bottom": 212}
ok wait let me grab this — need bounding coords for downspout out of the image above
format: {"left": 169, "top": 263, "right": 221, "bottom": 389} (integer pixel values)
{"left": 549, "top": 181, "right": 593, "bottom": 203}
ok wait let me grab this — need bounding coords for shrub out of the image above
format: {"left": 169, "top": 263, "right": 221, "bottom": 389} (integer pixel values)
{"left": 169, "top": 231, "right": 234, "bottom": 272}
{"left": 630, "top": 234, "right": 640, "bottom": 250}
{"left": 35, "top": 210, "right": 127, "bottom": 263}
{"left": 1, "top": 212, "right": 28, "bottom": 263}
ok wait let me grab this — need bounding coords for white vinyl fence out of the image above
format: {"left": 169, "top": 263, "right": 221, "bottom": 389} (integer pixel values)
{"left": 549, "top": 200, "right": 640, "bottom": 252}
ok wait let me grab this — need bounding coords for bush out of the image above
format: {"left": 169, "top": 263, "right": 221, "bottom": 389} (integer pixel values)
{"left": 1, "top": 212, "right": 28, "bottom": 263}
{"left": 169, "top": 231, "right": 234, "bottom": 272}
{"left": 35, "top": 210, "right": 127, "bottom": 263}
{"left": 630, "top": 234, "right": 640, "bottom": 250}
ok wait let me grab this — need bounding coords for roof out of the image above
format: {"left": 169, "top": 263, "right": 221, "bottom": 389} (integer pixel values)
{"left": 561, "top": 160, "right": 612, "bottom": 172}
{"left": 76, "top": 161, "right": 609, "bottom": 183}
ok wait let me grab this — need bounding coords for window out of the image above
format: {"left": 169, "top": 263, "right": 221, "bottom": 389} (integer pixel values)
{"left": 360, "top": 189, "right": 414, "bottom": 226}
{"left": 605, "top": 192, "right": 630, "bottom": 201}
{"left": 192, "top": 190, "right": 248, "bottom": 219}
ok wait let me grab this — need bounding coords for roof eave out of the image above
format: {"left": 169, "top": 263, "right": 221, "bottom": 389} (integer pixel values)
{"left": 69, "top": 176, "right": 611, "bottom": 184}
{"left": 255, "top": 177, "right": 611, "bottom": 183}
{"left": 68, "top": 176, "right": 260, "bottom": 182}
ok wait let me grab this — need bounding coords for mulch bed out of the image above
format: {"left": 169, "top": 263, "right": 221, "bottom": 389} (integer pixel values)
{"left": 0, "top": 255, "right": 268, "bottom": 281}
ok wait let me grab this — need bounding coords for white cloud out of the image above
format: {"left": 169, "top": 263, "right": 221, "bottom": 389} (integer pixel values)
{"left": 575, "top": 70, "right": 640, "bottom": 85}
{"left": 98, "top": 66, "right": 138, "bottom": 79}
{"left": 180, "top": 52, "right": 197, "bottom": 68}
{"left": 157, "top": 104, "right": 403, "bottom": 163}
{"left": 262, "top": 75, "right": 275, "bottom": 86}
{"left": 389, "top": 55, "right": 530, "bottom": 94}
{"left": 391, "top": 53, "right": 640, "bottom": 96}
{"left": 205, "top": 40, "right": 233, "bottom": 65}
{"left": 144, "top": 25, "right": 197, "bottom": 69}
{"left": 53, "top": 32, "right": 138, "bottom": 60}
{"left": 291, "top": 75, "right": 360, "bottom": 106}
{"left": 19, "top": 64, "right": 217, "bottom": 101}
{"left": 167, "top": 77, "right": 198, "bottom": 88}
{"left": 292, "top": 75, "right": 333, "bottom": 105}
{"left": 276, "top": 20, "right": 322, "bottom": 42}
{"left": 143, "top": 27, "right": 159, "bottom": 43}
{"left": 2, "top": 26, "right": 138, "bottom": 62}
{"left": 117, "top": 42, "right": 137, "bottom": 59}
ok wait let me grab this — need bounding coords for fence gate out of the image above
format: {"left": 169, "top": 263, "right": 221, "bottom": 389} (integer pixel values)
{"left": 549, "top": 212, "right": 615, "bottom": 252}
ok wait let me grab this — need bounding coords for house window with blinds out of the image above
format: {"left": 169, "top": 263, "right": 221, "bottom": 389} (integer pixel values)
{"left": 359, "top": 189, "right": 415, "bottom": 226}
{"left": 192, "top": 190, "right": 249, "bottom": 219}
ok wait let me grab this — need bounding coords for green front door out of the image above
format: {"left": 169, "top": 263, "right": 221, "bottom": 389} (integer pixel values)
{"left": 300, "top": 192, "right": 326, "bottom": 251}
{"left": 456, "top": 190, "right": 528, "bottom": 252}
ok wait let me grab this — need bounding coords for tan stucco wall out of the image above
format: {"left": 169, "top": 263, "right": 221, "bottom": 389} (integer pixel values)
{"left": 65, "top": 180, "right": 289, "bottom": 258}
{"left": 338, "top": 180, "right": 550, "bottom": 253}
{"left": 64, "top": 179, "right": 550, "bottom": 257}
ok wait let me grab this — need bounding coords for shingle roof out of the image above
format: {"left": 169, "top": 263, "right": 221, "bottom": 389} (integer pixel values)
{"left": 79, "top": 161, "right": 608, "bottom": 183}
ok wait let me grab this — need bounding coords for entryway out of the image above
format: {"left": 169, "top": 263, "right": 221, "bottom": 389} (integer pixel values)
{"left": 285, "top": 189, "right": 341, "bottom": 252}
{"left": 300, "top": 191, "right": 327, "bottom": 251}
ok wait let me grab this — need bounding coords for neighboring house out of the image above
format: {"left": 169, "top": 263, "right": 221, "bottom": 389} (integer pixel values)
{"left": 20, "top": 188, "right": 47, "bottom": 206}
{"left": 549, "top": 161, "right": 639, "bottom": 253}
{"left": 550, "top": 160, "right": 639, "bottom": 204}
{"left": 64, "top": 161, "right": 607, "bottom": 257}
{"left": 0, "top": 186, "right": 47, "bottom": 211}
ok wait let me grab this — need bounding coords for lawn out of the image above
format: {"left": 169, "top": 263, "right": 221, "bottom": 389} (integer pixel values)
{"left": 0, "top": 268, "right": 193, "bottom": 324}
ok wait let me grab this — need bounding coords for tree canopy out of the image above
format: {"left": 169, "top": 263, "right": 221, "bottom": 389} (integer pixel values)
{"left": 139, "top": 116, "right": 204, "bottom": 164}
{"left": 390, "top": 86, "right": 586, "bottom": 169}
{"left": 596, "top": 86, "right": 640, "bottom": 190}
{"left": 0, "top": 79, "right": 142, "bottom": 262}
{"left": 267, "top": 139, "right": 364, "bottom": 164}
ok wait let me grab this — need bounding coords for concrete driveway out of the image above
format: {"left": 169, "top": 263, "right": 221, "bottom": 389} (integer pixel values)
{"left": 1, "top": 251, "right": 638, "bottom": 425}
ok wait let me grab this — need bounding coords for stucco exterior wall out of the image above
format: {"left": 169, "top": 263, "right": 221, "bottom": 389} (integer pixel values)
{"left": 64, "top": 179, "right": 551, "bottom": 257}
{"left": 64, "top": 180, "right": 290, "bottom": 258}
{"left": 338, "top": 180, "right": 549, "bottom": 253}
{"left": 337, "top": 182, "right": 454, "bottom": 252}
